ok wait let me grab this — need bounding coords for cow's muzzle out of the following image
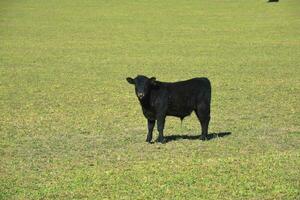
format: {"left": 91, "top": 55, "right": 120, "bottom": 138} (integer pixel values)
{"left": 137, "top": 93, "right": 144, "bottom": 99}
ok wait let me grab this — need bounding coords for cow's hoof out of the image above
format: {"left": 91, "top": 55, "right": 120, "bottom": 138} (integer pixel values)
{"left": 156, "top": 137, "right": 166, "bottom": 144}
{"left": 200, "top": 135, "right": 207, "bottom": 141}
{"left": 146, "top": 139, "right": 152, "bottom": 143}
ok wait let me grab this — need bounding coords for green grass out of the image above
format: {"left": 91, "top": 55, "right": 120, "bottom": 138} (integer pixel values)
{"left": 1, "top": 0, "right": 300, "bottom": 199}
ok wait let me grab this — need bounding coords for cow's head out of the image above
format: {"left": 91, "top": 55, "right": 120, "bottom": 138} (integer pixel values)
{"left": 126, "top": 75, "right": 157, "bottom": 99}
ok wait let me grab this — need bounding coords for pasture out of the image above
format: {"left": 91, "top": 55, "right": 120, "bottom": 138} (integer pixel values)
{"left": 0, "top": 0, "right": 299, "bottom": 199}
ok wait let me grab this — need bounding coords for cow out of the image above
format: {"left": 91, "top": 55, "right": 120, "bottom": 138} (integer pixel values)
{"left": 126, "top": 75, "right": 211, "bottom": 143}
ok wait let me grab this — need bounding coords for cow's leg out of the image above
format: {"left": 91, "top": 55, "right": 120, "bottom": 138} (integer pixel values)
{"left": 196, "top": 102, "right": 210, "bottom": 140}
{"left": 156, "top": 116, "right": 166, "bottom": 143}
{"left": 146, "top": 119, "right": 155, "bottom": 143}
{"left": 199, "top": 116, "right": 210, "bottom": 140}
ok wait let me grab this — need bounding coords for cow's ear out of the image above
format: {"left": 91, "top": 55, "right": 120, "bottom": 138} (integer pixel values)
{"left": 150, "top": 77, "right": 158, "bottom": 86}
{"left": 126, "top": 77, "right": 135, "bottom": 84}
{"left": 150, "top": 77, "right": 156, "bottom": 81}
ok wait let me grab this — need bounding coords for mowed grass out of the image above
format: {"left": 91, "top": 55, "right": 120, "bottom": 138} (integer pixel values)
{"left": 0, "top": 0, "right": 299, "bottom": 199}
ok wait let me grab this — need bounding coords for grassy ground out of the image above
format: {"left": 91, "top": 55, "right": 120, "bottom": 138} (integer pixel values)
{"left": 1, "top": 0, "right": 299, "bottom": 199}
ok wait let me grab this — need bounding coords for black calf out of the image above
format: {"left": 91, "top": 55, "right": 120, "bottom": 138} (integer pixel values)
{"left": 127, "top": 75, "right": 211, "bottom": 143}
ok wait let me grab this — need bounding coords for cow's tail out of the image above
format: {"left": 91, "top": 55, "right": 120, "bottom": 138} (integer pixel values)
{"left": 207, "top": 78, "right": 211, "bottom": 104}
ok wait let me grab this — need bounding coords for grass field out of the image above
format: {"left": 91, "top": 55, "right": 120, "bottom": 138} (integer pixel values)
{"left": 1, "top": 0, "right": 300, "bottom": 199}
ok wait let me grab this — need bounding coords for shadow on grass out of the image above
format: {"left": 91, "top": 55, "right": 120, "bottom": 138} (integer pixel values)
{"left": 164, "top": 132, "right": 231, "bottom": 143}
